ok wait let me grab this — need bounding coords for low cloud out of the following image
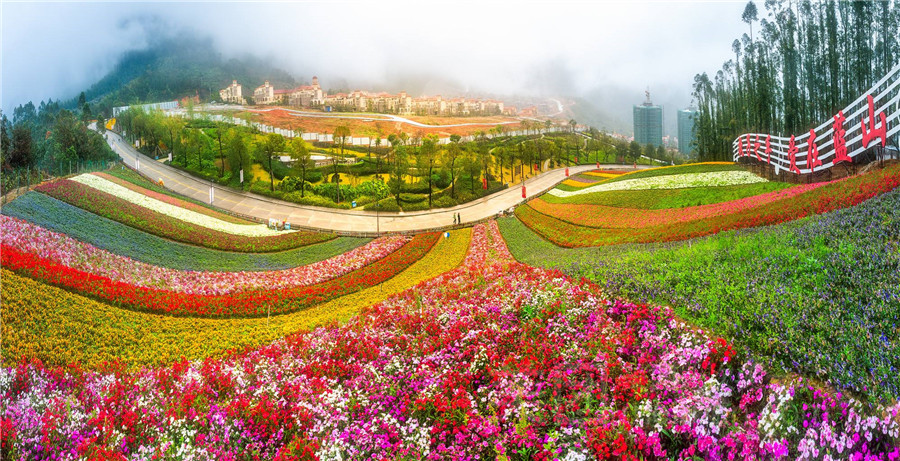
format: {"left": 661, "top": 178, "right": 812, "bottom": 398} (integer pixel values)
{"left": 2, "top": 1, "right": 749, "bottom": 134}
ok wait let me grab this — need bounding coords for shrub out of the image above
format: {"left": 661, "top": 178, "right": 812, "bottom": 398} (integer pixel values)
{"left": 365, "top": 198, "right": 400, "bottom": 212}
{"left": 399, "top": 193, "right": 426, "bottom": 203}
{"left": 433, "top": 169, "right": 452, "bottom": 189}
{"left": 401, "top": 182, "right": 431, "bottom": 194}
{"left": 305, "top": 171, "right": 324, "bottom": 183}
{"left": 432, "top": 196, "right": 458, "bottom": 208}
{"left": 356, "top": 179, "right": 389, "bottom": 200}
{"left": 401, "top": 201, "right": 430, "bottom": 212}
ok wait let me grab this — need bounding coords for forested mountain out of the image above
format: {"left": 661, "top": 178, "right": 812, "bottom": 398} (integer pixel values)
{"left": 75, "top": 34, "right": 298, "bottom": 116}
{"left": 692, "top": 0, "right": 900, "bottom": 161}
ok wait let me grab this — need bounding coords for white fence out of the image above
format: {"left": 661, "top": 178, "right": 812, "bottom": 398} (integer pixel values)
{"left": 732, "top": 63, "right": 900, "bottom": 173}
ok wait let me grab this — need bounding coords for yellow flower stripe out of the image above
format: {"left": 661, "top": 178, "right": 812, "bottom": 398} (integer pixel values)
{"left": 561, "top": 179, "right": 593, "bottom": 188}
{"left": 1, "top": 228, "right": 472, "bottom": 371}
{"left": 582, "top": 172, "right": 621, "bottom": 178}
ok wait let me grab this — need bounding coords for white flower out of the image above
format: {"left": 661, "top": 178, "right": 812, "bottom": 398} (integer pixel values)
{"left": 547, "top": 170, "right": 767, "bottom": 197}
{"left": 70, "top": 174, "right": 288, "bottom": 236}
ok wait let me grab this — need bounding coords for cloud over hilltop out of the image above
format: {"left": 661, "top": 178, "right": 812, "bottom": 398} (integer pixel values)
{"left": 2, "top": 1, "right": 749, "bottom": 134}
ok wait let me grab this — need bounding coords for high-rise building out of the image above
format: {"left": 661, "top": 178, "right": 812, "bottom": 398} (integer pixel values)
{"left": 677, "top": 108, "right": 698, "bottom": 154}
{"left": 633, "top": 89, "right": 663, "bottom": 147}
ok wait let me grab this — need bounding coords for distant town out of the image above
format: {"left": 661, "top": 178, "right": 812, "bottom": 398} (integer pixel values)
{"left": 219, "top": 76, "right": 524, "bottom": 117}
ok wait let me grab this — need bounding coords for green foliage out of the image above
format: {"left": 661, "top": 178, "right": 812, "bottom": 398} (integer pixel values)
{"left": 431, "top": 195, "right": 458, "bottom": 208}
{"left": 400, "top": 201, "right": 430, "bottom": 212}
{"left": 356, "top": 179, "right": 389, "bottom": 200}
{"left": 364, "top": 197, "right": 401, "bottom": 212}
{"left": 692, "top": 1, "right": 900, "bottom": 160}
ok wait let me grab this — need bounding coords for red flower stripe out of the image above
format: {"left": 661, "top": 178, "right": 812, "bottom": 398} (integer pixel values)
{"left": 518, "top": 164, "right": 900, "bottom": 247}
{"left": 0, "top": 233, "right": 438, "bottom": 318}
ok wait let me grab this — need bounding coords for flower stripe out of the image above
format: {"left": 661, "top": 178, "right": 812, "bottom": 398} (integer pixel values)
{"left": 36, "top": 179, "right": 333, "bottom": 253}
{"left": 548, "top": 170, "right": 768, "bottom": 197}
{"left": 0, "top": 233, "right": 439, "bottom": 318}
{"left": 1, "top": 215, "right": 408, "bottom": 295}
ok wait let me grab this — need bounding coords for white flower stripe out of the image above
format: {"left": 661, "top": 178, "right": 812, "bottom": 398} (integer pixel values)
{"left": 547, "top": 171, "right": 767, "bottom": 197}
{"left": 1, "top": 215, "right": 410, "bottom": 295}
{"left": 71, "top": 174, "right": 288, "bottom": 237}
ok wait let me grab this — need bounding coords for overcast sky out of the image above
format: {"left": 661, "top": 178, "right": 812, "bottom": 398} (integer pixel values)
{"left": 1, "top": 1, "right": 750, "bottom": 131}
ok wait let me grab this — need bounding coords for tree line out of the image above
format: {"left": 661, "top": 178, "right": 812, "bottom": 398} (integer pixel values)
{"left": 692, "top": 0, "right": 900, "bottom": 161}
{"left": 113, "top": 110, "right": 654, "bottom": 210}
{"left": 1, "top": 92, "right": 116, "bottom": 178}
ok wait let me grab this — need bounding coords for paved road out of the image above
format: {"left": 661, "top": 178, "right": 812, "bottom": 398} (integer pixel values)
{"left": 104, "top": 130, "right": 646, "bottom": 234}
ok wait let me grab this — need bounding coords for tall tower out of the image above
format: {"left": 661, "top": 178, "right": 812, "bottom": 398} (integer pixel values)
{"left": 677, "top": 108, "right": 698, "bottom": 154}
{"left": 312, "top": 76, "right": 319, "bottom": 88}
{"left": 633, "top": 89, "right": 663, "bottom": 148}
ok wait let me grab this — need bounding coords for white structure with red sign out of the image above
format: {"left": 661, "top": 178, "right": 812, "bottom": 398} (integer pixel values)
{"left": 732, "top": 63, "right": 900, "bottom": 173}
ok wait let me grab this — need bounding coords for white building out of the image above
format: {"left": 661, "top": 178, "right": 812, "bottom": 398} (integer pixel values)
{"left": 219, "top": 80, "right": 243, "bottom": 104}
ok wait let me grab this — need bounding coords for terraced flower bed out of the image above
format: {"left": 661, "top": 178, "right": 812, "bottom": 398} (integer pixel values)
{"left": 4, "top": 228, "right": 898, "bottom": 459}
{"left": 36, "top": 178, "right": 333, "bottom": 252}
{"left": 96, "top": 172, "right": 254, "bottom": 224}
{"left": 104, "top": 168, "right": 252, "bottom": 223}
{"left": 541, "top": 180, "right": 794, "bottom": 208}
{"left": 531, "top": 180, "right": 830, "bottom": 229}
{"left": 519, "top": 163, "right": 900, "bottom": 247}
{"left": 0, "top": 229, "right": 470, "bottom": 370}
{"left": 71, "top": 174, "right": 281, "bottom": 236}
{"left": 501, "top": 187, "right": 900, "bottom": 402}
{"left": 1, "top": 232, "right": 438, "bottom": 317}
{"left": 1, "top": 215, "right": 408, "bottom": 295}
{"left": 548, "top": 170, "right": 768, "bottom": 198}
{"left": 1, "top": 192, "right": 364, "bottom": 271}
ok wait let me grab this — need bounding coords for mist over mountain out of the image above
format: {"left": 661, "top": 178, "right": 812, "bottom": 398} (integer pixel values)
{"left": 3, "top": 2, "right": 746, "bottom": 136}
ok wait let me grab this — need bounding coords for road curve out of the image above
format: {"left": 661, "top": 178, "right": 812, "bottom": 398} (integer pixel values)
{"left": 102, "top": 130, "right": 641, "bottom": 234}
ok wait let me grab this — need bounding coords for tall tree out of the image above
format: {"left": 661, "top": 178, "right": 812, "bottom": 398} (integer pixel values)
{"left": 256, "top": 133, "right": 285, "bottom": 192}
{"left": 442, "top": 137, "right": 463, "bottom": 199}
{"left": 417, "top": 134, "right": 440, "bottom": 208}
{"left": 289, "top": 137, "right": 312, "bottom": 197}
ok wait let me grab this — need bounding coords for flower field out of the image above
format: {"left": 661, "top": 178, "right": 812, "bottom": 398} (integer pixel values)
{"left": 3, "top": 222, "right": 899, "bottom": 459}
{"left": 96, "top": 172, "right": 254, "bottom": 224}
{"left": 1, "top": 232, "right": 438, "bottom": 317}
{"left": 519, "top": 162, "right": 900, "bottom": 247}
{"left": 71, "top": 174, "right": 279, "bottom": 236}
{"left": 530, "top": 180, "right": 830, "bottom": 229}
{"left": 1, "top": 192, "right": 365, "bottom": 271}
{"left": 0, "top": 228, "right": 471, "bottom": 370}
{"left": 547, "top": 170, "right": 768, "bottom": 197}
{"left": 541, "top": 180, "right": 794, "bottom": 208}
{"left": 3, "top": 158, "right": 900, "bottom": 458}
{"left": 36, "top": 178, "right": 333, "bottom": 253}
{"left": 103, "top": 168, "right": 254, "bottom": 224}
{"left": 501, "top": 187, "right": 900, "bottom": 402}
{"left": 1, "top": 216, "right": 407, "bottom": 295}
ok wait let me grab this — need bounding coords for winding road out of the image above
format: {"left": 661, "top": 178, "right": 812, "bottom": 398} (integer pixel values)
{"left": 102, "top": 129, "right": 645, "bottom": 234}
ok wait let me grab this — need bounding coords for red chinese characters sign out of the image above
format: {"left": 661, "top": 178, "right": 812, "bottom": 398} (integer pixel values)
{"left": 731, "top": 63, "right": 899, "bottom": 174}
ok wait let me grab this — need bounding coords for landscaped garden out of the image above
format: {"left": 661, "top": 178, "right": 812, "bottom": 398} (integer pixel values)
{"left": 2, "top": 159, "right": 900, "bottom": 459}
